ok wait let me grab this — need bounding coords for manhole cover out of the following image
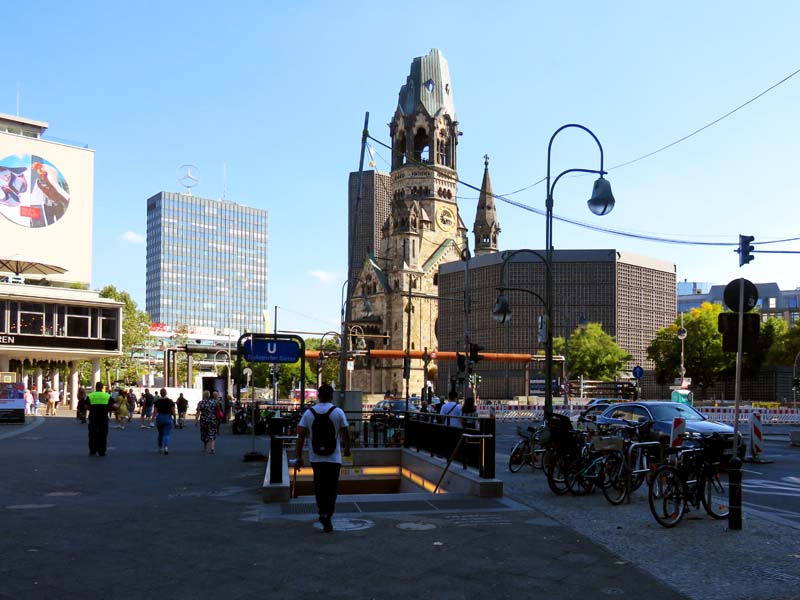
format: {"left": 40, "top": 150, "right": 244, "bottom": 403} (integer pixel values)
{"left": 397, "top": 522, "right": 437, "bottom": 531}
{"left": 314, "top": 518, "right": 374, "bottom": 532}
{"left": 46, "top": 492, "right": 81, "bottom": 497}
{"left": 7, "top": 504, "right": 57, "bottom": 510}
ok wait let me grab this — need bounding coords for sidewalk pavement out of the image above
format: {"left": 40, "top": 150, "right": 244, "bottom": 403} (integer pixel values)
{"left": 1, "top": 413, "right": 797, "bottom": 599}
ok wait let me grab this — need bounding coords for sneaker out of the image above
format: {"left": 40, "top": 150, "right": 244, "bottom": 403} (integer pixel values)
{"left": 164, "top": 448, "right": 169, "bottom": 455}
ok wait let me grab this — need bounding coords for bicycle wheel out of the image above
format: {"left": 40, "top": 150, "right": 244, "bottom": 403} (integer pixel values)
{"left": 628, "top": 446, "right": 648, "bottom": 492}
{"left": 602, "top": 451, "right": 629, "bottom": 506}
{"left": 648, "top": 465, "right": 686, "bottom": 528}
{"left": 546, "top": 453, "right": 571, "bottom": 495}
{"left": 508, "top": 440, "right": 530, "bottom": 473}
{"left": 567, "top": 457, "right": 594, "bottom": 496}
{"left": 701, "top": 465, "right": 730, "bottom": 519}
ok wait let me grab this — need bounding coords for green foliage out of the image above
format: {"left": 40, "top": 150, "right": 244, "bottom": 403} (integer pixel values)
{"left": 98, "top": 285, "right": 151, "bottom": 385}
{"left": 767, "top": 321, "right": 800, "bottom": 366}
{"left": 647, "top": 302, "right": 733, "bottom": 390}
{"left": 567, "top": 323, "right": 632, "bottom": 381}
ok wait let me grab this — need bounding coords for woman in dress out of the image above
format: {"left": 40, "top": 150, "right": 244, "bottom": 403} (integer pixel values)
{"left": 115, "top": 389, "right": 129, "bottom": 428}
{"left": 195, "top": 391, "right": 218, "bottom": 453}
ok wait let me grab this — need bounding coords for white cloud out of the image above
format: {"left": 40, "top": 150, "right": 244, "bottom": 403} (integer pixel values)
{"left": 309, "top": 270, "right": 337, "bottom": 284}
{"left": 122, "top": 231, "right": 145, "bottom": 244}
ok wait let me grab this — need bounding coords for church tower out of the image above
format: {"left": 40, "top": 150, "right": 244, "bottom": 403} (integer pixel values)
{"left": 473, "top": 155, "right": 500, "bottom": 256}
{"left": 349, "top": 49, "right": 468, "bottom": 397}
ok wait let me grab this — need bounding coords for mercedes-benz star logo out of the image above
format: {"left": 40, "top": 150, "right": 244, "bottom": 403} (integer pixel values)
{"left": 177, "top": 164, "right": 200, "bottom": 190}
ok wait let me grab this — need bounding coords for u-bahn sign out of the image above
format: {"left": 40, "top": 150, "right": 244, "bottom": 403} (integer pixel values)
{"left": 243, "top": 338, "right": 301, "bottom": 363}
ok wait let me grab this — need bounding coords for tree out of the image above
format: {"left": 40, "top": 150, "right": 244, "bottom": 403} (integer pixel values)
{"left": 767, "top": 321, "right": 800, "bottom": 366}
{"left": 567, "top": 323, "right": 632, "bottom": 381}
{"left": 743, "top": 316, "right": 787, "bottom": 376}
{"left": 98, "top": 285, "right": 150, "bottom": 385}
{"left": 647, "top": 302, "right": 733, "bottom": 391}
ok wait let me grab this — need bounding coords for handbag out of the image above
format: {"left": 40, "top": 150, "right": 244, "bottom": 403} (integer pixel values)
{"left": 215, "top": 404, "right": 224, "bottom": 420}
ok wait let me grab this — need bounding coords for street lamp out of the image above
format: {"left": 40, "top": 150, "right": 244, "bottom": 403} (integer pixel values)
{"left": 545, "top": 123, "right": 615, "bottom": 417}
{"left": 677, "top": 313, "right": 688, "bottom": 381}
{"left": 338, "top": 279, "right": 373, "bottom": 403}
{"left": 318, "top": 331, "right": 341, "bottom": 387}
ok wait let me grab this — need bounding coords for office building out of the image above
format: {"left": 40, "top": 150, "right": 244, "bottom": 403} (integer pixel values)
{"left": 0, "top": 113, "right": 122, "bottom": 414}
{"left": 437, "top": 249, "right": 677, "bottom": 399}
{"left": 347, "top": 170, "right": 392, "bottom": 287}
{"left": 678, "top": 281, "right": 800, "bottom": 326}
{"left": 146, "top": 192, "right": 268, "bottom": 333}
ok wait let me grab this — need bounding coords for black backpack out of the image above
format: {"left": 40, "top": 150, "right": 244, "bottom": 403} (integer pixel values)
{"left": 309, "top": 406, "right": 337, "bottom": 456}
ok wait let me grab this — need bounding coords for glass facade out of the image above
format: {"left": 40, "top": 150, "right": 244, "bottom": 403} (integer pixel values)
{"left": 145, "top": 192, "right": 268, "bottom": 332}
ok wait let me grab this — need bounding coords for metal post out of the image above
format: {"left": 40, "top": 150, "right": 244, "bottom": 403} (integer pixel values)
{"left": 463, "top": 246, "right": 471, "bottom": 403}
{"left": 340, "top": 111, "right": 370, "bottom": 402}
{"left": 405, "top": 274, "right": 412, "bottom": 410}
{"left": 729, "top": 276, "right": 746, "bottom": 531}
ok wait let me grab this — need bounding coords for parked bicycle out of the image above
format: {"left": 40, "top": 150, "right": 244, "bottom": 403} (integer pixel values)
{"left": 508, "top": 424, "right": 547, "bottom": 473}
{"left": 647, "top": 433, "right": 730, "bottom": 528}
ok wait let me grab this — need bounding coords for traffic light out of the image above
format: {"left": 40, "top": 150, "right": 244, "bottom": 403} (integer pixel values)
{"left": 717, "top": 312, "right": 759, "bottom": 352}
{"left": 456, "top": 352, "right": 466, "bottom": 373}
{"left": 403, "top": 356, "right": 411, "bottom": 379}
{"left": 469, "top": 343, "right": 484, "bottom": 364}
{"left": 738, "top": 234, "right": 755, "bottom": 267}
{"left": 537, "top": 315, "right": 547, "bottom": 344}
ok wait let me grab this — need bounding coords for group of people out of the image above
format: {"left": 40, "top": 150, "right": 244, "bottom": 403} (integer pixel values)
{"left": 23, "top": 386, "right": 61, "bottom": 416}
{"left": 417, "top": 391, "right": 478, "bottom": 427}
{"left": 83, "top": 384, "right": 224, "bottom": 457}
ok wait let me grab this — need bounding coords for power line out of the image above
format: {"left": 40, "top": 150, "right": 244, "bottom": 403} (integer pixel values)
{"left": 366, "top": 134, "right": 799, "bottom": 249}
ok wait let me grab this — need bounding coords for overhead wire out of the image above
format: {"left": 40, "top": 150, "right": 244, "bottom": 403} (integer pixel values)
{"left": 366, "top": 134, "right": 798, "bottom": 248}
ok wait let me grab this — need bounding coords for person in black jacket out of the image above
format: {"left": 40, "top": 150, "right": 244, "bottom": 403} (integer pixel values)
{"left": 87, "top": 382, "right": 116, "bottom": 457}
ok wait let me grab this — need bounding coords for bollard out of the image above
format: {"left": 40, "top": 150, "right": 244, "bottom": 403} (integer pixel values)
{"left": 269, "top": 433, "right": 283, "bottom": 484}
{"left": 728, "top": 457, "right": 743, "bottom": 531}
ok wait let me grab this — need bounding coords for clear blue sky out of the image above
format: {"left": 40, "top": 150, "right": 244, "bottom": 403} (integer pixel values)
{"left": 6, "top": 1, "right": 799, "bottom": 335}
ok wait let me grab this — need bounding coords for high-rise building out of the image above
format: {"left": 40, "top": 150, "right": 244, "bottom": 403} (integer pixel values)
{"left": 146, "top": 192, "right": 268, "bottom": 332}
{"left": 347, "top": 170, "right": 392, "bottom": 286}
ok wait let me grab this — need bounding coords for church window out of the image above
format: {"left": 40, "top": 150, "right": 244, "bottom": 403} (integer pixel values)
{"left": 414, "top": 127, "right": 431, "bottom": 164}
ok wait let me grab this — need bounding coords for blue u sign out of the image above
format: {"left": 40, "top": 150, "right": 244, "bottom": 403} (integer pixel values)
{"left": 243, "top": 339, "right": 301, "bottom": 363}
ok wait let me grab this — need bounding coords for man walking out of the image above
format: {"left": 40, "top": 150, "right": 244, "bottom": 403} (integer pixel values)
{"left": 440, "top": 391, "right": 462, "bottom": 426}
{"left": 87, "top": 382, "right": 115, "bottom": 456}
{"left": 140, "top": 388, "right": 155, "bottom": 428}
{"left": 295, "top": 384, "right": 350, "bottom": 533}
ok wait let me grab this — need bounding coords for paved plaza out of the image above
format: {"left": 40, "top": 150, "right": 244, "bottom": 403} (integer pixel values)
{"left": 1, "top": 412, "right": 799, "bottom": 599}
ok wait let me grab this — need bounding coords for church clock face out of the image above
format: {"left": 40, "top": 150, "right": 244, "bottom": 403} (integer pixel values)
{"left": 437, "top": 207, "right": 455, "bottom": 231}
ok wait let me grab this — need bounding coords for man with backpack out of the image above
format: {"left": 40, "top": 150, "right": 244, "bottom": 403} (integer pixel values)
{"left": 295, "top": 384, "right": 350, "bottom": 533}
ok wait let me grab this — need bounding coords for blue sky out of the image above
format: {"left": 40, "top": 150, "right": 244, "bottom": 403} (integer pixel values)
{"left": 6, "top": 1, "right": 799, "bottom": 335}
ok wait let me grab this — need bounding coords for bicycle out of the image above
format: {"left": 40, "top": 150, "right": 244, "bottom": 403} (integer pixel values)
{"left": 647, "top": 435, "right": 730, "bottom": 528}
{"left": 508, "top": 424, "right": 546, "bottom": 473}
{"left": 566, "top": 432, "right": 629, "bottom": 505}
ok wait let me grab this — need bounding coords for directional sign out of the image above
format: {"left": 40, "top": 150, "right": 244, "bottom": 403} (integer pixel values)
{"left": 724, "top": 278, "right": 758, "bottom": 312}
{"left": 632, "top": 365, "right": 644, "bottom": 379}
{"left": 243, "top": 338, "right": 301, "bottom": 363}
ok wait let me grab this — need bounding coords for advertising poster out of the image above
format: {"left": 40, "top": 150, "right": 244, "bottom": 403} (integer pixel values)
{"left": 0, "top": 154, "right": 70, "bottom": 228}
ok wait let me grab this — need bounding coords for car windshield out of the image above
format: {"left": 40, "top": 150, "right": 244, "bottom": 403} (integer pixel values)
{"left": 648, "top": 403, "right": 704, "bottom": 422}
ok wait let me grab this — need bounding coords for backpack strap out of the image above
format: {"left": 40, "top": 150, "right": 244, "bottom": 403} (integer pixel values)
{"left": 309, "top": 407, "right": 319, "bottom": 417}
{"left": 325, "top": 406, "right": 336, "bottom": 417}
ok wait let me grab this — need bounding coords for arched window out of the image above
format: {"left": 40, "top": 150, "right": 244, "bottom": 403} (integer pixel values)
{"left": 414, "top": 127, "right": 430, "bottom": 163}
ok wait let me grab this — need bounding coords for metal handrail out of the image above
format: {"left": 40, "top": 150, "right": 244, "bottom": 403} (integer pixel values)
{"left": 433, "top": 433, "right": 494, "bottom": 493}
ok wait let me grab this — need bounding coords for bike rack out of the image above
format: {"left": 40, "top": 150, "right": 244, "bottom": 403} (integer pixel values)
{"left": 624, "top": 441, "right": 663, "bottom": 504}
{"left": 434, "top": 433, "right": 494, "bottom": 494}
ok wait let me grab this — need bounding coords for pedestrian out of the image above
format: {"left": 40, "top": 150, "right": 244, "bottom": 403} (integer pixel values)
{"left": 440, "top": 391, "right": 462, "bottom": 426}
{"left": 195, "top": 391, "right": 218, "bottom": 453}
{"left": 76, "top": 387, "right": 87, "bottom": 423}
{"left": 114, "top": 391, "right": 129, "bottom": 429}
{"left": 152, "top": 388, "right": 176, "bottom": 455}
{"left": 176, "top": 393, "right": 188, "bottom": 429}
{"left": 87, "top": 382, "right": 115, "bottom": 457}
{"left": 461, "top": 396, "right": 477, "bottom": 429}
{"left": 24, "top": 387, "right": 34, "bottom": 416}
{"left": 126, "top": 389, "right": 136, "bottom": 423}
{"left": 31, "top": 385, "right": 39, "bottom": 415}
{"left": 45, "top": 387, "right": 57, "bottom": 416}
{"left": 212, "top": 390, "right": 224, "bottom": 433}
{"left": 294, "top": 384, "right": 350, "bottom": 533}
{"left": 140, "top": 388, "right": 155, "bottom": 428}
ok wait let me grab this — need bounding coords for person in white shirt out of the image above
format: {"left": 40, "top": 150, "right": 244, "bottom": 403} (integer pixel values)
{"left": 439, "top": 391, "right": 462, "bottom": 426}
{"left": 295, "top": 384, "right": 350, "bottom": 533}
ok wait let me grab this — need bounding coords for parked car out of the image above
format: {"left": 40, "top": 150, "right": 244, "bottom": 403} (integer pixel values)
{"left": 596, "top": 401, "right": 744, "bottom": 458}
{"left": 371, "top": 399, "right": 417, "bottom": 415}
{"left": 571, "top": 402, "right": 611, "bottom": 430}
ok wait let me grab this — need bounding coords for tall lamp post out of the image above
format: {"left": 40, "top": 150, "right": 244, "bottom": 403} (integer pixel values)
{"left": 544, "top": 124, "right": 615, "bottom": 417}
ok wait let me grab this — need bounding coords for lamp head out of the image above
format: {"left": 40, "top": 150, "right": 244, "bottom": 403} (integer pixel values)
{"left": 587, "top": 177, "right": 615, "bottom": 216}
{"left": 491, "top": 295, "right": 512, "bottom": 324}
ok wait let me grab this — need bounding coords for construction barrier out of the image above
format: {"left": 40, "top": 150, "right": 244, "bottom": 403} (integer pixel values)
{"left": 749, "top": 411, "right": 764, "bottom": 459}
